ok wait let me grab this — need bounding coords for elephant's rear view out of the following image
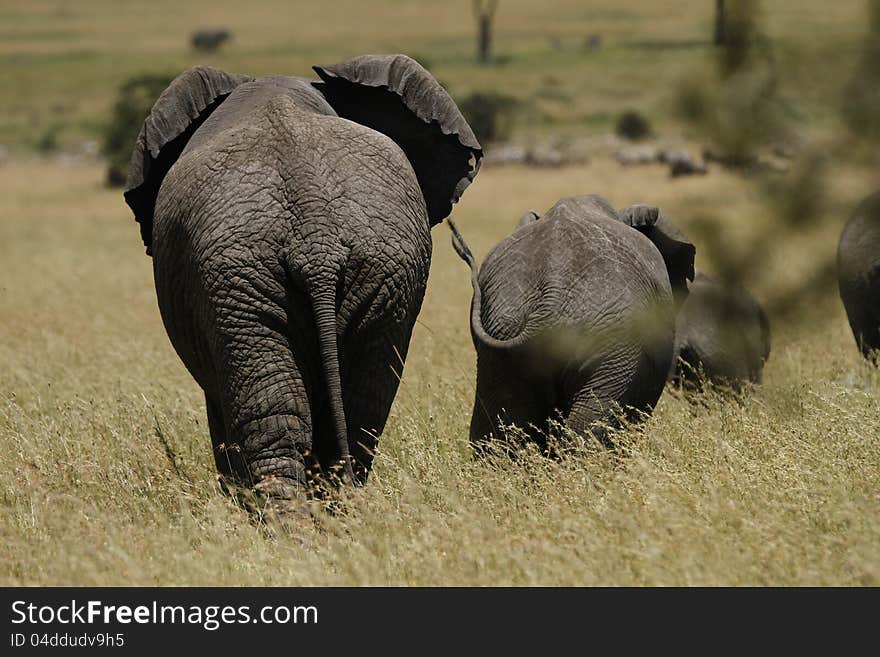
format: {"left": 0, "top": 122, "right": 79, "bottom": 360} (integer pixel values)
{"left": 838, "top": 191, "right": 880, "bottom": 361}
{"left": 123, "top": 56, "right": 482, "bottom": 514}
{"left": 451, "top": 196, "right": 694, "bottom": 449}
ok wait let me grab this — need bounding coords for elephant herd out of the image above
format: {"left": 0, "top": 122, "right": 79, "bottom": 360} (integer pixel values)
{"left": 122, "top": 54, "right": 880, "bottom": 518}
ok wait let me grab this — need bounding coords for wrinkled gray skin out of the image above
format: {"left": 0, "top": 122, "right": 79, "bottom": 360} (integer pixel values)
{"left": 671, "top": 273, "right": 770, "bottom": 391}
{"left": 123, "top": 56, "right": 482, "bottom": 508}
{"left": 838, "top": 191, "right": 880, "bottom": 361}
{"left": 451, "top": 196, "right": 695, "bottom": 449}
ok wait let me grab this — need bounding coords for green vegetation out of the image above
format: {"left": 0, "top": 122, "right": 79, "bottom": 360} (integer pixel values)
{"left": 34, "top": 124, "right": 60, "bottom": 153}
{"left": 0, "top": 0, "right": 872, "bottom": 151}
{"left": 457, "top": 91, "right": 519, "bottom": 143}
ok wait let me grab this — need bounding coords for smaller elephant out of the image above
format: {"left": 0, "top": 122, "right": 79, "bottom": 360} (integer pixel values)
{"left": 838, "top": 192, "right": 880, "bottom": 361}
{"left": 450, "top": 196, "right": 695, "bottom": 450}
{"left": 670, "top": 273, "right": 770, "bottom": 391}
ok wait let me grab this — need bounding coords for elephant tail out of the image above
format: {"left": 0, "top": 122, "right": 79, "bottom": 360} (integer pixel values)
{"left": 309, "top": 278, "right": 357, "bottom": 487}
{"left": 447, "top": 219, "right": 531, "bottom": 351}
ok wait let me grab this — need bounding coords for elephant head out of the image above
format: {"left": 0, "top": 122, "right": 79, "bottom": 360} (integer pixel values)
{"left": 123, "top": 55, "right": 481, "bottom": 512}
{"left": 617, "top": 204, "right": 696, "bottom": 307}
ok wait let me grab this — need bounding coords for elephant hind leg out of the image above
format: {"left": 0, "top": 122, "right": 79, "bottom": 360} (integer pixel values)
{"left": 339, "top": 327, "right": 413, "bottom": 483}
{"left": 469, "top": 350, "right": 553, "bottom": 453}
{"left": 841, "top": 279, "right": 880, "bottom": 360}
{"left": 205, "top": 393, "right": 247, "bottom": 483}
{"left": 855, "top": 310, "right": 880, "bottom": 360}
{"left": 212, "top": 326, "right": 320, "bottom": 503}
{"left": 564, "top": 345, "right": 669, "bottom": 445}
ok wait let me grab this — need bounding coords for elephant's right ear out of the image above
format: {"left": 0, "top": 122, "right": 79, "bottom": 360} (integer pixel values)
{"left": 619, "top": 204, "right": 696, "bottom": 304}
{"left": 312, "top": 54, "right": 483, "bottom": 225}
{"left": 124, "top": 66, "right": 252, "bottom": 254}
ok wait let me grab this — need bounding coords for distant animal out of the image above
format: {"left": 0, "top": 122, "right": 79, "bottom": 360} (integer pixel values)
{"left": 615, "top": 146, "right": 658, "bottom": 167}
{"left": 191, "top": 28, "right": 231, "bottom": 52}
{"left": 583, "top": 34, "right": 603, "bottom": 51}
{"left": 671, "top": 273, "right": 770, "bottom": 391}
{"left": 450, "top": 197, "right": 695, "bottom": 449}
{"left": 123, "top": 55, "right": 482, "bottom": 514}
{"left": 838, "top": 191, "right": 880, "bottom": 361}
{"left": 660, "top": 150, "right": 708, "bottom": 177}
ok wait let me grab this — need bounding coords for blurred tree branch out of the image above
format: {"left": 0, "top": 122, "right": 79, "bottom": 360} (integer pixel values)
{"left": 714, "top": 0, "right": 727, "bottom": 45}
{"left": 675, "top": 1, "right": 842, "bottom": 328}
{"left": 841, "top": 0, "right": 880, "bottom": 145}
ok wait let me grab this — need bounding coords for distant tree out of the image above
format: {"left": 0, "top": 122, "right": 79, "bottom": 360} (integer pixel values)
{"left": 473, "top": 0, "right": 499, "bottom": 63}
{"left": 714, "top": 0, "right": 727, "bottom": 45}
{"left": 717, "top": 0, "right": 761, "bottom": 75}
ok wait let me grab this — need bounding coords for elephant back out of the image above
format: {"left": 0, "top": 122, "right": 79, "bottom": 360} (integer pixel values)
{"left": 476, "top": 197, "right": 675, "bottom": 347}
{"left": 181, "top": 77, "right": 337, "bottom": 157}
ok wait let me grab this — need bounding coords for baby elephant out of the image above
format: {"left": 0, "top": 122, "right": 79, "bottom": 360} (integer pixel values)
{"left": 670, "top": 273, "right": 771, "bottom": 391}
{"left": 450, "top": 195, "right": 695, "bottom": 449}
{"left": 838, "top": 191, "right": 880, "bottom": 361}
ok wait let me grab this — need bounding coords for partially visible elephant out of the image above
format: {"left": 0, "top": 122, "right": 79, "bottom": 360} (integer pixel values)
{"left": 838, "top": 191, "right": 880, "bottom": 361}
{"left": 450, "top": 197, "right": 695, "bottom": 449}
{"left": 670, "top": 273, "right": 770, "bottom": 391}
{"left": 123, "top": 55, "right": 482, "bottom": 510}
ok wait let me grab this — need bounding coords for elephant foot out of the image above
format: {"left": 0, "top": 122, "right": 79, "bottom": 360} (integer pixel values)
{"left": 217, "top": 471, "right": 317, "bottom": 538}
{"left": 255, "top": 476, "right": 319, "bottom": 541}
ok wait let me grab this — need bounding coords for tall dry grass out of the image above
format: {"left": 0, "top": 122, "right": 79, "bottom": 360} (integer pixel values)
{"left": 1, "top": 160, "right": 878, "bottom": 585}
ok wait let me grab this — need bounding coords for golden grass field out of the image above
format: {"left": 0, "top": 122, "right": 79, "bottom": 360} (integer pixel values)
{"left": 2, "top": 1, "right": 880, "bottom": 585}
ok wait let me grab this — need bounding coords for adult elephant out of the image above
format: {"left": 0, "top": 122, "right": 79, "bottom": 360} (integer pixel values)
{"left": 450, "top": 197, "right": 695, "bottom": 449}
{"left": 838, "top": 191, "right": 880, "bottom": 361}
{"left": 670, "top": 273, "right": 770, "bottom": 391}
{"left": 123, "top": 56, "right": 482, "bottom": 509}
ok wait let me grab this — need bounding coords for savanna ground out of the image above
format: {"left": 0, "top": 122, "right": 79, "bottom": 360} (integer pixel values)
{"left": 2, "top": 1, "right": 879, "bottom": 585}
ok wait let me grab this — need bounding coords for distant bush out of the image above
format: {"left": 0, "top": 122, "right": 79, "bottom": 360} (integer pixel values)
{"left": 102, "top": 73, "right": 174, "bottom": 186}
{"left": 457, "top": 91, "right": 519, "bottom": 144}
{"left": 35, "top": 125, "right": 60, "bottom": 154}
{"left": 615, "top": 110, "right": 652, "bottom": 141}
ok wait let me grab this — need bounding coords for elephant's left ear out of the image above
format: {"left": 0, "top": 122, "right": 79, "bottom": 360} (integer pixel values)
{"left": 312, "top": 54, "right": 482, "bottom": 224}
{"left": 619, "top": 204, "right": 696, "bottom": 304}
{"left": 124, "top": 66, "right": 253, "bottom": 253}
